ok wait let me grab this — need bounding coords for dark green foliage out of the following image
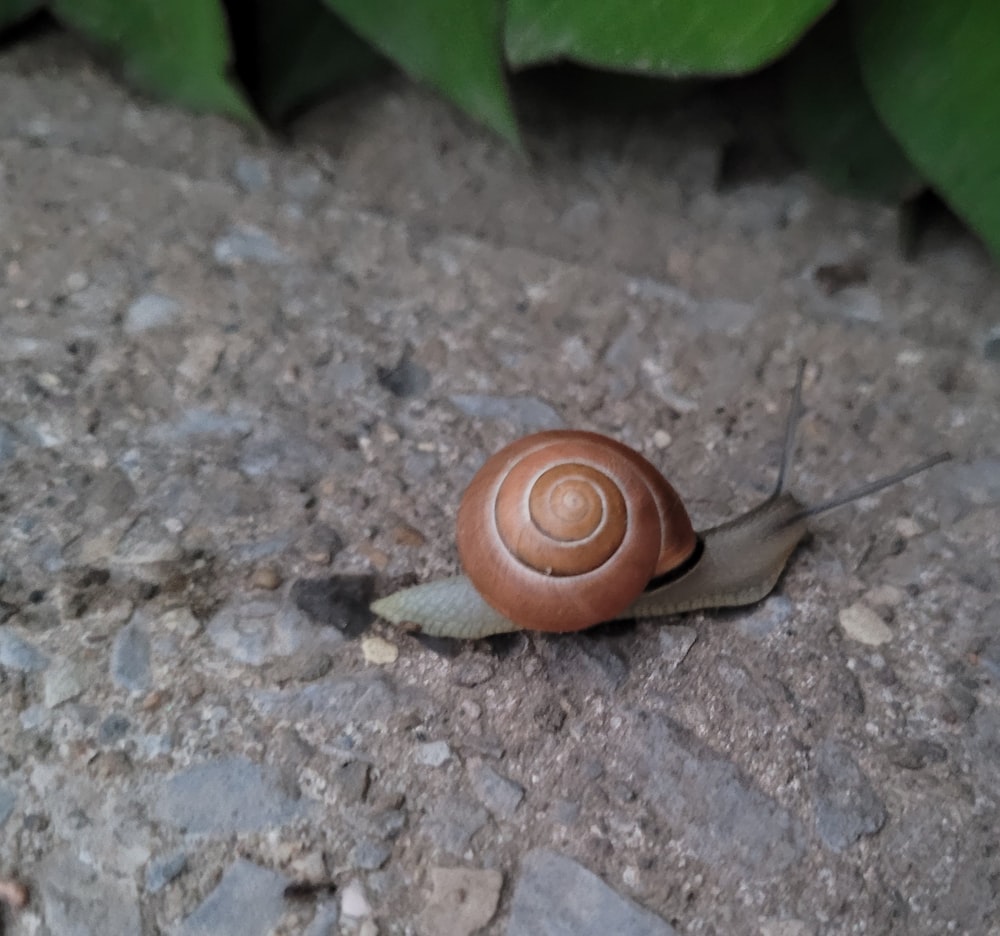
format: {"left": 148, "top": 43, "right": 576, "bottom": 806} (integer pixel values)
{"left": 1, "top": 0, "right": 997, "bottom": 256}
{"left": 783, "top": 9, "right": 921, "bottom": 201}
{"left": 505, "top": 0, "right": 833, "bottom": 73}
{"left": 0, "top": 0, "right": 42, "bottom": 30}
{"left": 852, "top": 0, "right": 1000, "bottom": 255}
{"left": 49, "top": 0, "right": 253, "bottom": 120}
{"left": 323, "top": 0, "right": 519, "bottom": 143}
{"left": 233, "top": 0, "right": 385, "bottom": 125}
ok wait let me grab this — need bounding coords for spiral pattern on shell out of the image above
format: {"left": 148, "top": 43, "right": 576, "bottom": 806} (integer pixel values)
{"left": 456, "top": 430, "right": 697, "bottom": 632}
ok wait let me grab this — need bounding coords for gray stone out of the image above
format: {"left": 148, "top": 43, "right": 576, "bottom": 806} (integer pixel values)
{"left": 550, "top": 799, "right": 580, "bottom": 826}
{"left": 145, "top": 851, "right": 188, "bottom": 893}
{"left": 0, "top": 782, "right": 15, "bottom": 826}
{"left": 111, "top": 619, "right": 152, "bottom": 692}
{"left": 0, "top": 629, "right": 49, "bottom": 671}
{"left": 350, "top": 838, "right": 392, "bottom": 870}
{"left": 508, "top": 850, "right": 677, "bottom": 936}
{"left": 450, "top": 659, "right": 495, "bottom": 687}
{"left": 689, "top": 298, "right": 757, "bottom": 334}
{"left": 150, "top": 408, "right": 253, "bottom": 441}
{"left": 39, "top": 851, "right": 142, "bottom": 936}
{"left": 377, "top": 352, "right": 431, "bottom": 398}
{"left": 812, "top": 740, "right": 887, "bottom": 851}
{"left": 449, "top": 394, "right": 565, "bottom": 431}
{"left": 656, "top": 626, "right": 698, "bottom": 671}
{"left": 213, "top": 225, "right": 289, "bottom": 266}
{"left": 469, "top": 763, "right": 524, "bottom": 819}
{"left": 604, "top": 326, "right": 643, "bottom": 374}
{"left": 238, "top": 432, "right": 329, "bottom": 482}
{"left": 83, "top": 467, "right": 137, "bottom": 523}
{"left": 114, "top": 515, "right": 184, "bottom": 565}
{"left": 233, "top": 156, "right": 271, "bottom": 192}
{"left": 43, "top": 657, "right": 88, "bottom": 707}
{"left": 251, "top": 674, "right": 400, "bottom": 726}
{"left": 627, "top": 711, "right": 805, "bottom": 878}
{"left": 736, "top": 595, "right": 794, "bottom": 638}
{"left": 0, "top": 421, "right": 18, "bottom": 463}
{"left": 207, "top": 595, "right": 322, "bottom": 665}
{"left": 152, "top": 757, "right": 311, "bottom": 835}
{"left": 289, "top": 575, "right": 370, "bottom": 635}
{"left": 423, "top": 796, "right": 489, "bottom": 855}
{"left": 174, "top": 859, "right": 287, "bottom": 936}
{"left": 976, "top": 631, "right": 1000, "bottom": 681}
{"left": 539, "top": 637, "right": 627, "bottom": 691}
{"left": 124, "top": 292, "right": 182, "bottom": 333}
{"left": 99, "top": 713, "right": 132, "bottom": 744}
{"left": 303, "top": 901, "right": 340, "bottom": 936}
{"left": 331, "top": 760, "right": 371, "bottom": 804}
{"left": 416, "top": 740, "right": 452, "bottom": 767}
{"left": 984, "top": 324, "right": 1000, "bottom": 361}
{"left": 886, "top": 738, "right": 948, "bottom": 771}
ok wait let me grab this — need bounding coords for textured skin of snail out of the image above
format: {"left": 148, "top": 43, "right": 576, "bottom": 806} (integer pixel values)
{"left": 370, "top": 489, "right": 809, "bottom": 639}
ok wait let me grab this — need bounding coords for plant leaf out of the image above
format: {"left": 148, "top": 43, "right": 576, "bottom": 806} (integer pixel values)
{"left": 241, "top": 0, "right": 385, "bottom": 125}
{"left": 506, "top": 0, "right": 834, "bottom": 73}
{"left": 49, "top": 0, "right": 254, "bottom": 121}
{"left": 852, "top": 0, "right": 1000, "bottom": 255}
{"left": 0, "top": 0, "right": 42, "bottom": 31}
{"left": 784, "top": 10, "right": 920, "bottom": 200}
{"left": 323, "top": 0, "right": 518, "bottom": 143}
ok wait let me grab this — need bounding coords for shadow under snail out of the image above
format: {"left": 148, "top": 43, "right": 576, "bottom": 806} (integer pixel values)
{"left": 371, "top": 363, "right": 950, "bottom": 640}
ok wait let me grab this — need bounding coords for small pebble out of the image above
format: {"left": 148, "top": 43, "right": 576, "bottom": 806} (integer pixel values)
{"left": 459, "top": 700, "right": 482, "bottom": 721}
{"left": 0, "top": 877, "right": 28, "bottom": 909}
{"left": 43, "top": 658, "right": 87, "bottom": 708}
{"left": 251, "top": 565, "right": 283, "bottom": 590}
{"left": 361, "top": 637, "right": 399, "bottom": 665}
{"left": 213, "top": 226, "right": 289, "bottom": 266}
{"left": 839, "top": 603, "right": 893, "bottom": 646}
{"left": 350, "top": 839, "right": 391, "bottom": 871}
{"left": 652, "top": 429, "right": 672, "bottom": 449}
{"left": 65, "top": 271, "right": 90, "bottom": 292}
{"left": 157, "top": 608, "right": 201, "bottom": 639}
{"left": 469, "top": 762, "right": 524, "bottom": 819}
{"left": 289, "top": 850, "right": 327, "bottom": 881}
{"left": 340, "top": 879, "right": 372, "bottom": 918}
{"left": 124, "top": 293, "right": 181, "bottom": 334}
{"left": 392, "top": 524, "right": 426, "bottom": 547}
{"left": 145, "top": 852, "right": 188, "bottom": 894}
{"left": 864, "top": 585, "right": 904, "bottom": 608}
{"left": 657, "top": 627, "right": 698, "bottom": 671}
{"left": 894, "top": 517, "right": 923, "bottom": 538}
{"left": 416, "top": 741, "right": 452, "bottom": 767}
{"left": 357, "top": 544, "right": 390, "bottom": 572}
{"left": 419, "top": 867, "right": 503, "bottom": 936}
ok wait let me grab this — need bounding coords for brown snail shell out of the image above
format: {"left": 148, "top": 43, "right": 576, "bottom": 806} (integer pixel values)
{"left": 455, "top": 430, "right": 697, "bottom": 632}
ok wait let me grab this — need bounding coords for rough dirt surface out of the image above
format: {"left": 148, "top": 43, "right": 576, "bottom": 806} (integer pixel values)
{"left": 1, "top": 32, "right": 999, "bottom": 936}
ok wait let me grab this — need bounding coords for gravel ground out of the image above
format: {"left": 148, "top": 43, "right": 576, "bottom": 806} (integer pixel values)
{"left": 1, "top": 32, "right": 999, "bottom": 936}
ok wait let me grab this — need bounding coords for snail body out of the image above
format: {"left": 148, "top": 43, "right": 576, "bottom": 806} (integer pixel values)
{"left": 371, "top": 366, "right": 949, "bottom": 640}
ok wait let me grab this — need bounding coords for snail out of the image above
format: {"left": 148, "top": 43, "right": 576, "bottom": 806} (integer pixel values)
{"left": 371, "top": 364, "right": 950, "bottom": 640}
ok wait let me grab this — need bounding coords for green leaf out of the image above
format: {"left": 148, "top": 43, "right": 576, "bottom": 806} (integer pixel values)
{"left": 506, "top": 0, "right": 834, "bottom": 74}
{"left": 0, "top": 0, "right": 42, "bottom": 30}
{"left": 853, "top": 0, "right": 1000, "bottom": 256}
{"left": 323, "top": 0, "right": 518, "bottom": 143}
{"left": 243, "top": 0, "right": 385, "bottom": 125}
{"left": 784, "top": 10, "right": 920, "bottom": 200}
{"left": 50, "top": 0, "right": 254, "bottom": 121}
